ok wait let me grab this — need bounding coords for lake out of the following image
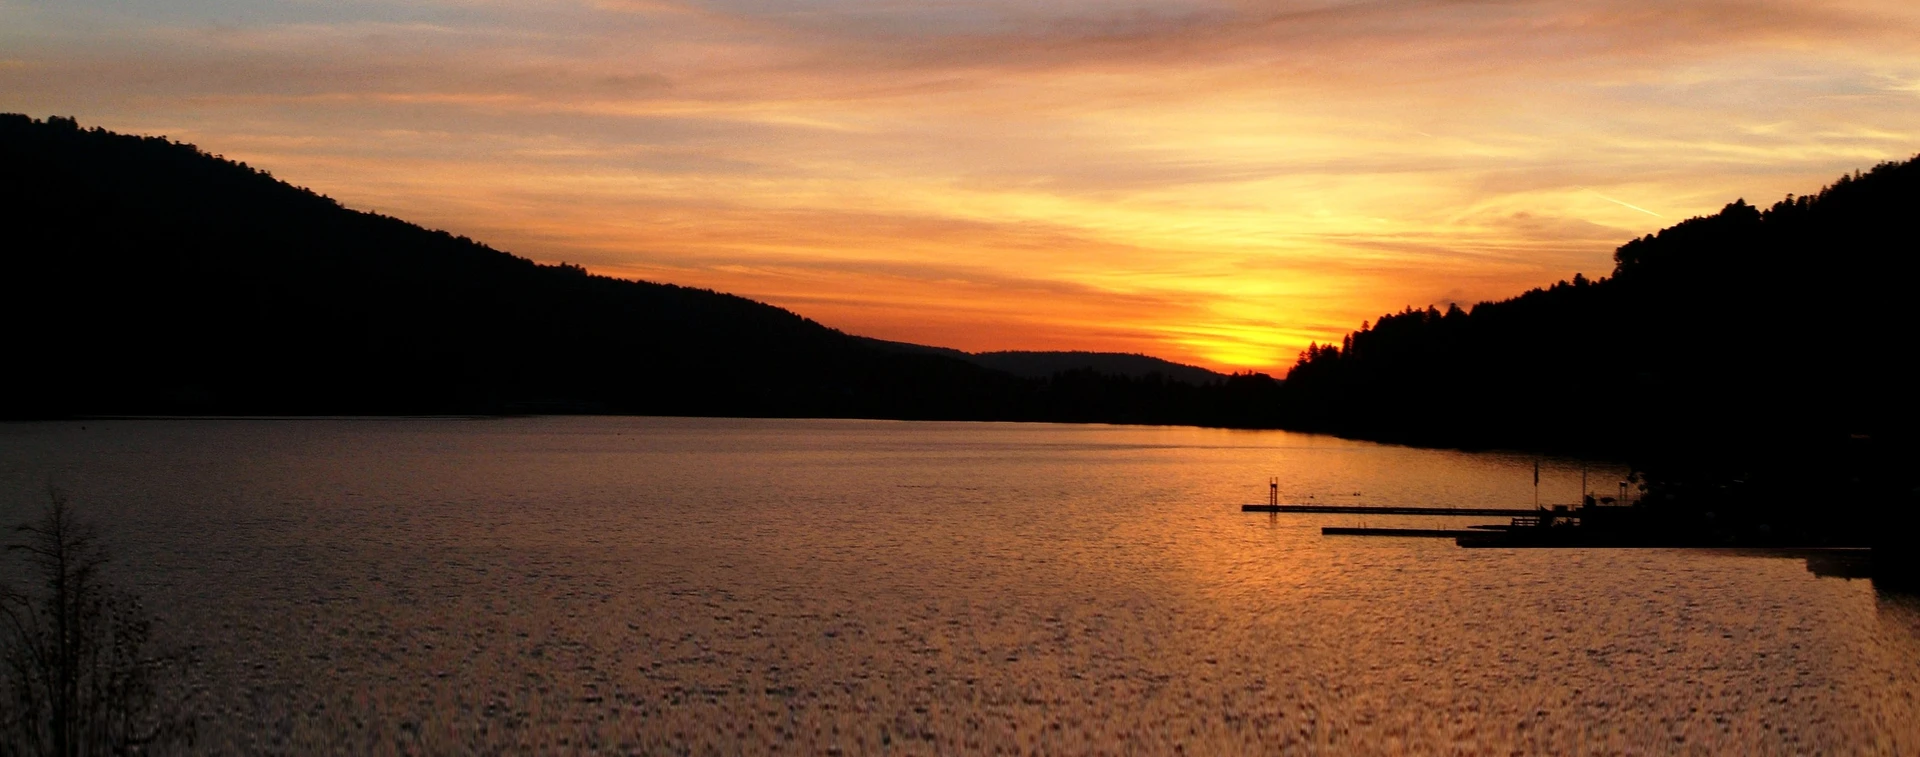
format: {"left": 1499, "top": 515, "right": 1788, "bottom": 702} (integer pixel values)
{"left": 2, "top": 417, "right": 1916, "bottom": 753}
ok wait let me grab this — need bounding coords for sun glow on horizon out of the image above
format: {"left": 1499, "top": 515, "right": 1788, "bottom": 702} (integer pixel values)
{"left": 6, "top": 0, "right": 1919, "bottom": 373}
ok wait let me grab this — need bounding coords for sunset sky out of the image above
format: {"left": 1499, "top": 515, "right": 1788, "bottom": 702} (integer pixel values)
{"left": 6, "top": 0, "right": 1918, "bottom": 373}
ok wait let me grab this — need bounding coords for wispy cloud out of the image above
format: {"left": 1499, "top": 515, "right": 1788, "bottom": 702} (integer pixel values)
{"left": 6, "top": 0, "right": 1919, "bottom": 371}
{"left": 1580, "top": 188, "right": 1664, "bottom": 218}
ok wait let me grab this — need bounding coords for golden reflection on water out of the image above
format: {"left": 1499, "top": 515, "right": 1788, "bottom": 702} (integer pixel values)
{"left": 1, "top": 417, "right": 1915, "bottom": 753}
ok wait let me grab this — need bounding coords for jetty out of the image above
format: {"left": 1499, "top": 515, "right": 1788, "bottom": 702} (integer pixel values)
{"left": 1242, "top": 476, "right": 1578, "bottom": 518}
{"left": 1244, "top": 504, "right": 1561, "bottom": 517}
{"left": 1244, "top": 477, "right": 1594, "bottom": 538}
{"left": 1243, "top": 478, "right": 1890, "bottom": 554}
{"left": 1322, "top": 526, "right": 1487, "bottom": 538}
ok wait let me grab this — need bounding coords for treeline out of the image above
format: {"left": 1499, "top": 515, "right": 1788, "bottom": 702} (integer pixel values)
{"left": 15, "top": 107, "right": 1914, "bottom": 488}
{"left": 0, "top": 114, "right": 1280, "bottom": 424}
{"left": 1281, "top": 155, "right": 1920, "bottom": 455}
{"left": 1036, "top": 369, "right": 1280, "bottom": 426}
{"left": 1277, "top": 156, "right": 1920, "bottom": 537}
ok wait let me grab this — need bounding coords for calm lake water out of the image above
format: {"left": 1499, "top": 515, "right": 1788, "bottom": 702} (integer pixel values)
{"left": 2, "top": 417, "right": 1916, "bottom": 754}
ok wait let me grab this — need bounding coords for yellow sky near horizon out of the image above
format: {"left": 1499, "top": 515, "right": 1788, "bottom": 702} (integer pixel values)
{"left": 5, "top": 0, "right": 1918, "bottom": 373}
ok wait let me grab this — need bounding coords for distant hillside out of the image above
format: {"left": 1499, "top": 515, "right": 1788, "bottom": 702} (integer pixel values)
{"left": 848, "top": 337, "right": 974, "bottom": 362}
{"left": 0, "top": 115, "right": 1030, "bottom": 418}
{"left": 967, "top": 351, "right": 1227, "bottom": 385}
{"left": 0, "top": 114, "right": 1282, "bottom": 424}
{"left": 1278, "top": 154, "right": 1920, "bottom": 461}
{"left": 854, "top": 339, "right": 1229, "bottom": 385}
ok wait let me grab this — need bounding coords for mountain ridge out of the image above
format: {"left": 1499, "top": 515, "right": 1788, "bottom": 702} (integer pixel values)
{"left": 0, "top": 114, "right": 1277, "bottom": 424}
{"left": 852, "top": 338, "right": 1230, "bottom": 385}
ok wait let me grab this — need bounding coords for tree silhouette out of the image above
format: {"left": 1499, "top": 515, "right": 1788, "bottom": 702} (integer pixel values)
{"left": 0, "top": 490, "right": 192, "bottom": 755}
{"left": 1274, "top": 155, "right": 1920, "bottom": 542}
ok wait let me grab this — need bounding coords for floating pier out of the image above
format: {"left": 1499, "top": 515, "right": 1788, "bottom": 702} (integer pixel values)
{"left": 1242, "top": 504, "right": 1565, "bottom": 517}
{"left": 1244, "top": 477, "right": 1573, "bottom": 517}
{"left": 1321, "top": 526, "right": 1487, "bottom": 538}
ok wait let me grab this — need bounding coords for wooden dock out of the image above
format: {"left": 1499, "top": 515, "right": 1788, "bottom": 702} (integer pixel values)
{"left": 1242, "top": 504, "right": 1560, "bottom": 517}
{"left": 1321, "top": 526, "right": 1487, "bottom": 538}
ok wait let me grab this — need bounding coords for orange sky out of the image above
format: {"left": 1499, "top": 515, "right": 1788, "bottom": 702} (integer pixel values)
{"left": 6, "top": 0, "right": 1918, "bottom": 373}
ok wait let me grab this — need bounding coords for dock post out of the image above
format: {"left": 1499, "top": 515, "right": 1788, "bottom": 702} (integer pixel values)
{"left": 1269, "top": 477, "right": 1278, "bottom": 507}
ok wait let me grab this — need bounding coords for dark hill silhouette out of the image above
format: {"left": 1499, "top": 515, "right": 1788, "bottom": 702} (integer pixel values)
{"left": 1279, "top": 154, "right": 1920, "bottom": 457}
{"left": 1277, "top": 156, "right": 1920, "bottom": 550}
{"left": 0, "top": 114, "right": 1282, "bottom": 424}
{"left": 0, "top": 114, "right": 1032, "bottom": 418}
{"left": 968, "top": 351, "right": 1228, "bottom": 385}
{"left": 846, "top": 337, "right": 974, "bottom": 362}
{"left": 853, "top": 338, "right": 1229, "bottom": 385}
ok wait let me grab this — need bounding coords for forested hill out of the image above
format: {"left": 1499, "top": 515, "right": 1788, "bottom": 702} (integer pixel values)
{"left": 967, "top": 351, "right": 1227, "bottom": 385}
{"left": 853, "top": 338, "right": 1230, "bottom": 385}
{"left": 1278, "top": 155, "right": 1920, "bottom": 461}
{"left": 0, "top": 114, "right": 1034, "bottom": 417}
{"left": 0, "top": 114, "right": 1283, "bottom": 423}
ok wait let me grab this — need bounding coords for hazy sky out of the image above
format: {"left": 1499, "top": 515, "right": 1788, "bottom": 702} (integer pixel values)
{"left": 6, "top": 0, "right": 1918, "bottom": 372}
